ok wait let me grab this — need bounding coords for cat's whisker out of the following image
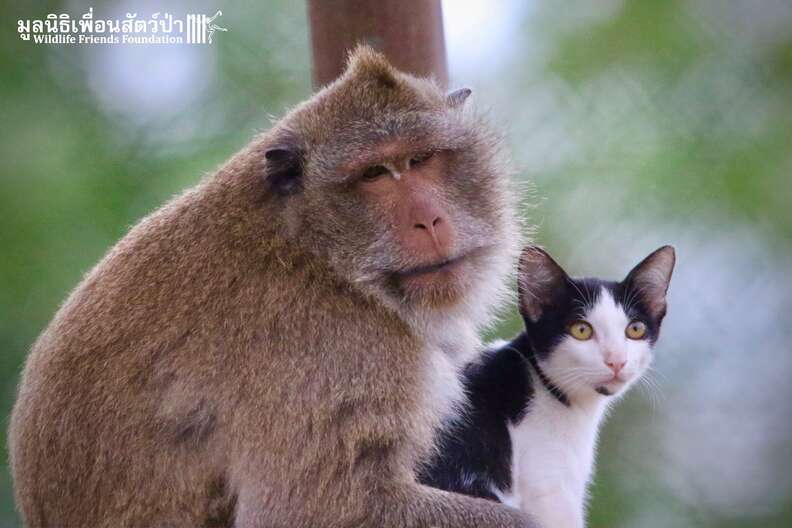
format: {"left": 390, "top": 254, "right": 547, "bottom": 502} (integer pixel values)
{"left": 567, "top": 280, "right": 595, "bottom": 312}
{"left": 646, "top": 366, "right": 668, "bottom": 383}
{"left": 636, "top": 379, "right": 654, "bottom": 408}
{"left": 637, "top": 370, "right": 664, "bottom": 410}
{"left": 649, "top": 374, "right": 665, "bottom": 398}
{"left": 549, "top": 370, "right": 585, "bottom": 385}
{"left": 548, "top": 369, "right": 598, "bottom": 391}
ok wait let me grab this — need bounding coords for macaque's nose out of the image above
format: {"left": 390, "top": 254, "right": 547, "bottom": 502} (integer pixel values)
{"left": 414, "top": 216, "right": 444, "bottom": 240}
{"left": 605, "top": 359, "right": 627, "bottom": 375}
{"left": 407, "top": 201, "right": 453, "bottom": 259}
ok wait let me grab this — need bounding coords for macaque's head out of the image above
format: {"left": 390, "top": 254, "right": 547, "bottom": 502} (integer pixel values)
{"left": 261, "top": 46, "right": 520, "bottom": 321}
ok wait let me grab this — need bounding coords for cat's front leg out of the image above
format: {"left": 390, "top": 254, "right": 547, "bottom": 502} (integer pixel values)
{"left": 520, "top": 487, "right": 584, "bottom": 528}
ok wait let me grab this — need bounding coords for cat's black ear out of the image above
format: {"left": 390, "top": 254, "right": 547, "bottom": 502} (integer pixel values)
{"left": 263, "top": 141, "right": 303, "bottom": 196}
{"left": 518, "top": 245, "right": 570, "bottom": 323}
{"left": 623, "top": 245, "right": 676, "bottom": 321}
{"left": 447, "top": 88, "right": 471, "bottom": 108}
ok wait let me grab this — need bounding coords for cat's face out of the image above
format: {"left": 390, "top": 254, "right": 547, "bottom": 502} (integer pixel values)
{"left": 518, "top": 246, "right": 675, "bottom": 403}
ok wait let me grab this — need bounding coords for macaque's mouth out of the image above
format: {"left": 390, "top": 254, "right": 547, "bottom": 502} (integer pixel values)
{"left": 392, "top": 245, "right": 492, "bottom": 281}
{"left": 394, "top": 255, "right": 467, "bottom": 279}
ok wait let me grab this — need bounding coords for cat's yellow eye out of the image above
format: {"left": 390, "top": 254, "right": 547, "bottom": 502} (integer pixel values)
{"left": 625, "top": 320, "right": 647, "bottom": 340}
{"left": 568, "top": 321, "right": 593, "bottom": 341}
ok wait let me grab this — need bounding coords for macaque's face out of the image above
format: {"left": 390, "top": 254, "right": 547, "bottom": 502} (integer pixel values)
{"left": 331, "top": 141, "right": 506, "bottom": 309}
{"left": 263, "top": 51, "right": 517, "bottom": 313}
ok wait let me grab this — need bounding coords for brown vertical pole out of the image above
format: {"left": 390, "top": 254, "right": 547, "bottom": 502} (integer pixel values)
{"left": 307, "top": 0, "right": 448, "bottom": 89}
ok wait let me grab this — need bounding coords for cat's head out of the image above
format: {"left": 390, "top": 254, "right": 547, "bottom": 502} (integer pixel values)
{"left": 517, "top": 245, "right": 675, "bottom": 403}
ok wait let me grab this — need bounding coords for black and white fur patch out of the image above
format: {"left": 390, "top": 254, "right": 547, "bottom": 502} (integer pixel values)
{"left": 419, "top": 246, "right": 674, "bottom": 527}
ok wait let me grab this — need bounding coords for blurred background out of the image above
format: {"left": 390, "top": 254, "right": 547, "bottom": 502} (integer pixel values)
{"left": 1, "top": 0, "right": 790, "bottom": 526}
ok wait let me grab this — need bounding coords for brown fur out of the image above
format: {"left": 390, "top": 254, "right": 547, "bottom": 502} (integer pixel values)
{"left": 9, "top": 46, "right": 530, "bottom": 527}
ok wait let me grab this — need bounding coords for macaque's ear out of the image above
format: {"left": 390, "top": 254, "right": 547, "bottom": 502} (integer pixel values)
{"left": 345, "top": 44, "right": 399, "bottom": 88}
{"left": 447, "top": 88, "right": 471, "bottom": 107}
{"left": 263, "top": 143, "right": 303, "bottom": 196}
{"left": 623, "top": 245, "right": 676, "bottom": 320}
{"left": 518, "top": 246, "right": 570, "bottom": 323}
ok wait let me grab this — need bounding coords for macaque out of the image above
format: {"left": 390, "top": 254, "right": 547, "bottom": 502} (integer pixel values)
{"left": 9, "top": 47, "right": 528, "bottom": 527}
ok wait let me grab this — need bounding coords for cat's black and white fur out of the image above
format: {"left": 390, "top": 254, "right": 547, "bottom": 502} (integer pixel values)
{"left": 420, "top": 245, "right": 675, "bottom": 528}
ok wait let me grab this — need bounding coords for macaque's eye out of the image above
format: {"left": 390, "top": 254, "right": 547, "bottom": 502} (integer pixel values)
{"left": 409, "top": 151, "right": 434, "bottom": 168}
{"left": 361, "top": 165, "right": 390, "bottom": 182}
{"left": 625, "top": 320, "right": 647, "bottom": 340}
{"left": 568, "top": 320, "right": 593, "bottom": 341}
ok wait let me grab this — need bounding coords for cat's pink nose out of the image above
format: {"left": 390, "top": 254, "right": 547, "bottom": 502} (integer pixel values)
{"left": 605, "top": 360, "right": 626, "bottom": 375}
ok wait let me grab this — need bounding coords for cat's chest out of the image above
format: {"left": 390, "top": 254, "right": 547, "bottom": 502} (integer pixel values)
{"left": 502, "top": 389, "right": 607, "bottom": 506}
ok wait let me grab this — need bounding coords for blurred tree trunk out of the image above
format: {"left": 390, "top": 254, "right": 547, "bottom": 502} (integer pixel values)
{"left": 307, "top": 0, "right": 448, "bottom": 89}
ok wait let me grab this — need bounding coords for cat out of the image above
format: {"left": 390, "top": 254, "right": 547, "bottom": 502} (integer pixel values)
{"left": 419, "top": 245, "right": 675, "bottom": 528}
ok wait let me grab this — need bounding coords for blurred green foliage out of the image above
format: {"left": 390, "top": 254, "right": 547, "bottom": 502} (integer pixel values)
{"left": 1, "top": 1, "right": 790, "bottom": 527}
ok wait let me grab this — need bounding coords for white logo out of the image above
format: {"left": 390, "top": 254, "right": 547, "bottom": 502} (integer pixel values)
{"left": 187, "top": 11, "right": 227, "bottom": 44}
{"left": 17, "top": 7, "right": 228, "bottom": 45}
